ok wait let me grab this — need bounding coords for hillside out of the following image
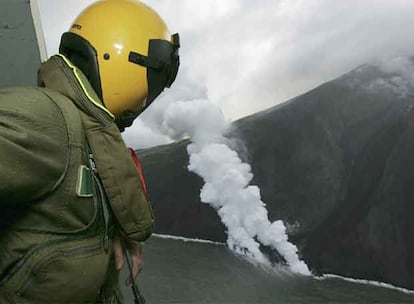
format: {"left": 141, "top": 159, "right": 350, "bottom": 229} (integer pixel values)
{"left": 137, "top": 62, "right": 414, "bottom": 289}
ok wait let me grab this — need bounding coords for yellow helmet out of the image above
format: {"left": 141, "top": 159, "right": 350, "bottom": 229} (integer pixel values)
{"left": 59, "top": 0, "right": 180, "bottom": 128}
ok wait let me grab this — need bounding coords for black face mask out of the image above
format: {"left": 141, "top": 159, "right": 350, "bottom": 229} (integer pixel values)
{"left": 128, "top": 33, "right": 180, "bottom": 110}
{"left": 117, "top": 35, "right": 180, "bottom": 132}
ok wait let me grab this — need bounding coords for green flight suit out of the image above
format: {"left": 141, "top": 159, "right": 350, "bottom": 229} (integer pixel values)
{"left": 0, "top": 54, "right": 154, "bottom": 304}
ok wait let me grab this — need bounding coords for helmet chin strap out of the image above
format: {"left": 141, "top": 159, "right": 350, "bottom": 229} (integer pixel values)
{"left": 115, "top": 110, "right": 142, "bottom": 132}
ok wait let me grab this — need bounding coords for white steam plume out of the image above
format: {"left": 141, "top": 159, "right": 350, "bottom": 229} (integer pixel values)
{"left": 160, "top": 99, "right": 310, "bottom": 275}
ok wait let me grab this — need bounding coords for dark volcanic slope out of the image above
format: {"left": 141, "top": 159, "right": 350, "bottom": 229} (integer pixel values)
{"left": 137, "top": 64, "right": 414, "bottom": 289}
{"left": 120, "top": 237, "right": 414, "bottom": 304}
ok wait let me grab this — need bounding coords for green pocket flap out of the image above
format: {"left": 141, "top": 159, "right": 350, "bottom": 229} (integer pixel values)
{"left": 76, "top": 165, "right": 93, "bottom": 197}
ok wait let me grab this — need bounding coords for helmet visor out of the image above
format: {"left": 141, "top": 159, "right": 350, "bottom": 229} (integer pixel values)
{"left": 128, "top": 33, "right": 180, "bottom": 107}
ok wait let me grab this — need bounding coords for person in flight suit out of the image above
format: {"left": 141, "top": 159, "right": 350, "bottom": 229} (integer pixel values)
{"left": 0, "top": 0, "right": 180, "bottom": 302}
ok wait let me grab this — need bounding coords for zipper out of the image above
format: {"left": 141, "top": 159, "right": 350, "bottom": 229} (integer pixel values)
{"left": 87, "top": 144, "right": 110, "bottom": 253}
{"left": 15, "top": 243, "right": 102, "bottom": 297}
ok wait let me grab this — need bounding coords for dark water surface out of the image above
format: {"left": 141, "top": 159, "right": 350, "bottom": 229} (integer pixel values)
{"left": 121, "top": 237, "right": 414, "bottom": 304}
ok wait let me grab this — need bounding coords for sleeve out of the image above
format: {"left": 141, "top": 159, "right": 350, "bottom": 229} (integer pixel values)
{"left": 0, "top": 88, "right": 69, "bottom": 204}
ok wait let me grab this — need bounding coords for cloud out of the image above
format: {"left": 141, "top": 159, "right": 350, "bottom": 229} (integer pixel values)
{"left": 139, "top": 0, "right": 414, "bottom": 119}
{"left": 364, "top": 57, "right": 414, "bottom": 98}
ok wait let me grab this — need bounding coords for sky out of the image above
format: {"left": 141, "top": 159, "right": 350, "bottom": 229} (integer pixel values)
{"left": 37, "top": 0, "right": 414, "bottom": 148}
